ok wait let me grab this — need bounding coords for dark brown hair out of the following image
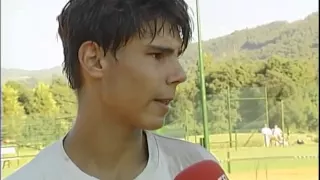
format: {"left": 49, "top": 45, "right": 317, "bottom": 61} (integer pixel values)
{"left": 57, "top": 0, "right": 193, "bottom": 90}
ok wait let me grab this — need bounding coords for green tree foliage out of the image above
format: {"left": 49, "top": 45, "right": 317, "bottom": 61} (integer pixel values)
{"left": 167, "top": 53, "right": 318, "bottom": 135}
{"left": 5, "top": 81, "right": 34, "bottom": 115}
{"left": 2, "top": 84, "right": 26, "bottom": 140}
{"left": 29, "top": 82, "right": 59, "bottom": 116}
{"left": 49, "top": 77, "right": 77, "bottom": 117}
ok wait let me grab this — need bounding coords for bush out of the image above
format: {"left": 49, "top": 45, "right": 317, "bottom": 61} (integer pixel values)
{"left": 312, "top": 136, "right": 318, "bottom": 143}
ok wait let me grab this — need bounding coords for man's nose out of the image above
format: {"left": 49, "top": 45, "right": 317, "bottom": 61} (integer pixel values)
{"left": 166, "top": 62, "right": 187, "bottom": 85}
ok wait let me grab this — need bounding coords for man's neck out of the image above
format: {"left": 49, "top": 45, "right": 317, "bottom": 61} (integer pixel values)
{"left": 63, "top": 112, "right": 149, "bottom": 179}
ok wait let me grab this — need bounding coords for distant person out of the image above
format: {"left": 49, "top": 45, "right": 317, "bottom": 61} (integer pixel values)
{"left": 272, "top": 125, "right": 283, "bottom": 146}
{"left": 296, "top": 139, "right": 305, "bottom": 145}
{"left": 6, "top": 0, "right": 222, "bottom": 180}
{"left": 261, "top": 124, "right": 272, "bottom": 147}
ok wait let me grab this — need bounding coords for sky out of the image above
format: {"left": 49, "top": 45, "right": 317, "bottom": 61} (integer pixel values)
{"left": 1, "top": 0, "right": 318, "bottom": 70}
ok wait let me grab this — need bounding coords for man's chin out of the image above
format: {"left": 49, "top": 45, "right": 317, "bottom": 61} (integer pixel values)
{"left": 140, "top": 116, "right": 165, "bottom": 131}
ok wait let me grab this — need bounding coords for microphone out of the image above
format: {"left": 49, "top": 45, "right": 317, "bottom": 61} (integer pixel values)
{"left": 174, "top": 160, "right": 229, "bottom": 180}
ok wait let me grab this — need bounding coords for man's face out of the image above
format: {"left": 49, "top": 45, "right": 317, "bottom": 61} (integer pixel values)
{"left": 97, "top": 22, "right": 186, "bottom": 130}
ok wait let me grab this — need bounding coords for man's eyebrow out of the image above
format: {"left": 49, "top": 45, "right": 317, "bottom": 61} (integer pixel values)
{"left": 146, "top": 44, "right": 182, "bottom": 55}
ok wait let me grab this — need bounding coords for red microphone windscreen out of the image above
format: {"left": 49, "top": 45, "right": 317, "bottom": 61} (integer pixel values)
{"left": 174, "top": 160, "right": 229, "bottom": 180}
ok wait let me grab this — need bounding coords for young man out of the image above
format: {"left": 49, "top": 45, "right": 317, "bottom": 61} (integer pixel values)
{"left": 272, "top": 125, "right": 283, "bottom": 146}
{"left": 7, "top": 0, "right": 221, "bottom": 179}
{"left": 261, "top": 124, "right": 272, "bottom": 147}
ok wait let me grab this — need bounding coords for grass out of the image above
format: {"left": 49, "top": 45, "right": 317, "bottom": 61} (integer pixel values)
{"left": 210, "top": 145, "right": 318, "bottom": 174}
{"left": 1, "top": 147, "right": 35, "bottom": 179}
{"left": 221, "top": 157, "right": 317, "bottom": 173}
{"left": 1, "top": 133, "right": 318, "bottom": 179}
{"left": 184, "top": 132, "right": 318, "bottom": 148}
{"left": 228, "top": 168, "right": 318, "bottom": 180}
{"left": 182, "top": 132, "right": 318, "bottom": 179}
{"left": 214, "top": 145, "right": 318, "bottom": 159}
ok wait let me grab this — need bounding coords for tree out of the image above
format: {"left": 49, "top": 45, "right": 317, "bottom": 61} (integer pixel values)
{"left": 29, "top": 82, "right": 59, "bottom": 116}
{"left": 2, "top": 84, "right": 26, "bottom": 141}
{"left": 5, "top": 81, "right": 33, "bottom": 115}
{"left": 166, "top": 64, "right": 198, "bottom": 127}
{"left": 50, "top": 77, "right": 77, "bottom": 117}
{"left": 18, "top": 83, "right": 61, "bottom": 146}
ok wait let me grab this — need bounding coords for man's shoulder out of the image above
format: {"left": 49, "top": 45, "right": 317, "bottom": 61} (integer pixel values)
{"left": 150, "top": 132, "right": 220, "bottom": 162}
{"left": 148, "top": 132, "right": 221, "bottom": 176}
{"left": 5, "top": 141, "right": 61, "bottom": 180}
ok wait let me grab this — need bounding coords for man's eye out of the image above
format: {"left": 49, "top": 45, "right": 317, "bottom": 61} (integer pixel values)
{"left": 149, "top": 53, "right": 164, "bottom": 60}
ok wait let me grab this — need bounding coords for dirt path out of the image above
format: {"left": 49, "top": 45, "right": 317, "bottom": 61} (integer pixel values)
{"left": 228, "top": 168, "right": 318, "bottom": 180}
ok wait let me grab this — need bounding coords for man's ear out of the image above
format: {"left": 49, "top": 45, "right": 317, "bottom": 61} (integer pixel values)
{"left": 78, "top": 41, "right": 104, "bottom": 79}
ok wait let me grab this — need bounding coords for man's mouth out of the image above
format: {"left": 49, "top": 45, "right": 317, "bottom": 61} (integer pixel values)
{"left": 154, "top": 99, "right": 172, "bottom": 105}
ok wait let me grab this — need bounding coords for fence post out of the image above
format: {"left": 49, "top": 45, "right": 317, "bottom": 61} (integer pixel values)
{"left": 184, "top": 110, "right": 189, "bottom": 141}
{"left": 200, "top": 137, "right": 207, "bottom": 149}
{"left": 17, "top": 145, "right": 20, "bottom": 166}
{"left": 235, "top": 130, "right": 238, "bottom": 151}
{"left": 227, "top": 86, "right": 233, "bottom": 148}
{"left": 281, "top": 100, "right": 285, "bottom": 147}
{"left": 193, "top": 120, "right": 197, "bottom": 144}
{"left": 264, "top": 86, "right": 269, "bottom": 126}
{"left": 227, "top": 150, "right": 231, "bottom": 174}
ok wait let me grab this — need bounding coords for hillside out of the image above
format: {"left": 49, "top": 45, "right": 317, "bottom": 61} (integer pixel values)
{"left": 182, "top": 12, "right": 318, "bottom": 62}
{"left": 1, "top": 66, "right": 63, "bottom": 86}
{"left": 2, "top": 12, "right": 318, "bottom": 84}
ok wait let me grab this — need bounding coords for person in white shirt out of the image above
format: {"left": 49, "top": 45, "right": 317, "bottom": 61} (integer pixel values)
{"left": 261, "top": 124, "right": 272, "bottom": 147}
{"left": 272, "top": 125, "right": 283, "bottom": 146}
{"left": 6, "top": 0, "right": 221, "bottom": 179}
